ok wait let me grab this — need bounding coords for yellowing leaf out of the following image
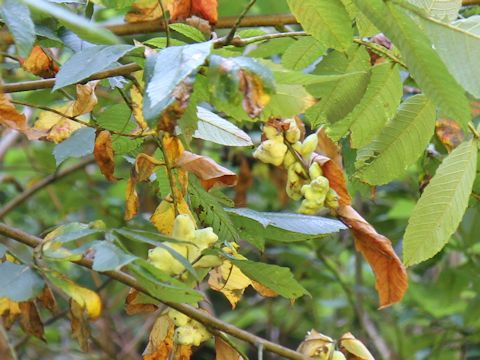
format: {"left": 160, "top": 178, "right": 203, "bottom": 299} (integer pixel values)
{"left": 47, "top": 273, "right": 102, "bottom": 320}
{"left": 130, "top": 85, "right": 148, "bottom": 130}
{"left": 135, "top": 153, "right": 165, "bottom": 182}
{"left": 208, "top": 260, "right": 252, "bottom": 308}
{"left": 94, "top": 130, "right": 117, "bottom": 181}
{"left": 20, "top": 46, "right": 59, "bottom": 78}
{"left": 0, "top": 297, "right": 21, "bottom": 329}
{"left": 125, "top": 177, "right": 139, "bottom": 220}
{"left": 34, "top": 81, "right": 98, "bottom": 143}
{"left": 125, "top": 0, "right": 167, "bottom": 23}
{"left": 339, "top": 332, "right": 375, "bottom": 360}
{"left": 240, "top": 71, "right": 271, "bottom": 118}
{"left": 0, "top": 93, "right": 45, "bottom": 140}
{"left": 150, "top": 195, "right": 193, "bottom": 235}
{"left": 70, "top": 299, "right": 90, "bottom": 352}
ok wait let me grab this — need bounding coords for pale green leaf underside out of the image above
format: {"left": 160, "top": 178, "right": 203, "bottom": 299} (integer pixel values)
{"left": 287, "top": 0, "right": 353, "bottom": 51}
{"left": 352, "top": 0, "right": 470, "bottom": 126}
{"left": 416, "top": 15, "right": 480, "bottom": 98}
{"left": 194, "top": 106, "right": 253, "bottom": 147}
{"left": 281, "top": 37, "right": 326, "bottom": 70}
{"left": 408, "top": 0, "right": 461, "bottom": 22}
{"left": 355, "top": 94, "right": 436, "bottom": 185}
{"left": 328, "top": 62, "right": 403, "bottom": 147}
{"left": 305, "top": 45, "right": 371, "bottom": 128}
{"left": 403, "top": 139, "right": 478, "bottom": 266}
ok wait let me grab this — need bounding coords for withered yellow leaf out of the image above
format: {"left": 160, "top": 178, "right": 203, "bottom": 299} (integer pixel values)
{"left": 0, "top": 297, "right": 21, "bottom": 329}
{"left": 143, "top": 314, "right": 175, "bottom": 360}
{"left": 208, "top": 260, "right": 252, "bottom": 309}
{"left": 135, "top": 153, "right": 164, "bottom": 182}
{"left": 70, "top": 299, "right": 90, "bottom": 352}
{"left": 125, "top": 176, "right": 139, "bottom": 220}
{"left": 19, "top": 301, "right": 45, "bottom": 340}
{"left": 0, "top": 94, "right": 45, "bottom": 140}
{"left": 130, "top": 85, "right": 148, "bottom": 130}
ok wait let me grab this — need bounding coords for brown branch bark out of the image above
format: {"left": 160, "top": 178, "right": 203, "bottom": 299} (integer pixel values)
{"left": 0, "top": 222, "right": 307, "bottom": 360}
{"left": 0, "top": 156, "right": 95, "bottom": 219}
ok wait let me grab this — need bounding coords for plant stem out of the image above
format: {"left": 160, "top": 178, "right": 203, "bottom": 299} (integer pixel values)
{"left": 157, "top": 0, "right": 171, "bottom": 47}
{"left": 353, "top": 38, "right": 407, "bottom": 68}
{"left": 224, "top": 0, "right": 257, "bottom": 45}
{"left": 0, "top": 223, "right": 307, "bottom": 360}
{"left": 155, "top": 135, "right": 179, "bottom": 216}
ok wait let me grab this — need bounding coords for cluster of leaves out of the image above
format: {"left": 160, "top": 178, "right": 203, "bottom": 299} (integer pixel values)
{"left": 1, "top": 0, "right": 480, "bottom": 359}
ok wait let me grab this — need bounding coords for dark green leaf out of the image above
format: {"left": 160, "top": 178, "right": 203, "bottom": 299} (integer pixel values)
{"left": 53, "top": 127, "right": 95, "bottom": 166}
{"left": 89, "top": 241, "right": 136, "bottom": 272}
{"left": 169, "top": 23, "right": 205, "bottom": 42}
{"left": 231, "top": 259, "right": 309, "bottom": 299}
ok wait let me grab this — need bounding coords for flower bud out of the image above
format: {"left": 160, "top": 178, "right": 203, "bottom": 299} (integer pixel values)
{"left": 284, "top": 118, "right": 301, "bottom": 143}
{"left": 308, "top": 162, "right": 323, "bottom": 179}
{"left": 168, "top": 308, "right": 190, "bottom": 327}
{"left": 172, "top": 214, "right": 196, "bottom": 241}
{"left": 263, "top": 125, "right": 279, "bottom": 140}
{"left": 325, "top": 188, "right": 339, "bottom": 209}
{"left": 300, "top": 133, "right": 318, "bottom": 159}
{"left": 148, "top": 243, "right": 187, "bottom": 275}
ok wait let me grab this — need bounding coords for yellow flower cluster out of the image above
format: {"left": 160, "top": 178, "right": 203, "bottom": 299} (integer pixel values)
{"left": 254, "top": 119, "right": 339, "bottom": 215}
{"left": 167, "top": 308, "right": 211, "bottom": 346}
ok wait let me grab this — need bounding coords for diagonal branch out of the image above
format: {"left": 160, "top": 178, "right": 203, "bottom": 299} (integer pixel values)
{"left": 0, "top": 156, "right": 95, "bottom": 219}
{"left": 0, "top": 222, "right": 307, "bottom": 360}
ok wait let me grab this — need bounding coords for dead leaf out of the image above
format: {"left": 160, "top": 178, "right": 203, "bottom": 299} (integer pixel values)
{"left": 125, "top": 176, "right": 140, "bottom": 220}
{"left": 38, "top": 286, "right": 57, "bottom": 313}
{"left": 0, "top": 93, "right": 45, "bottom": 140}
{"left": 0, "top": 297, "right": 21, "bottom": 329}
{"left": 339, "top": 332, "right": 375, "bottom": 360}
{"left": 176, "top": 151, "right": 237, "bottom": 190}
{"left": 157, "top": 81, "right": 193, "bottom": 133}
{"left": 337, "top": 206, "right": 408, "bottom": 308}
{"left": 234, "top": 155, "right": 253, "bottom": 207}
{"left": 126, "top": 0, "right": 167, "bottom": 22}
{"left": 435, "top": 119, "right": 465, "bottom": 152}
{"left": 150, "top": 194, "right": 194, "bottom": 235}
{"left": 296, "top": 330, "right": 334, "bottom": 359}
{"left": 173, "top": 344, "right": 192, "bottom": 360}
{"left": 239, "top": 71, "right": 271, "bottom": 118}
{"left": 316, "top": 127, "right": 342, "bottom": 168}
{"left": 125, "top": 289, "right": 158, "bottom": 315}
{"left": 143, "top": 314, "right": 175, "bottom": 360}
{"left": 20, "top": 46, "right": 59, "bottom": 78}
{"left": 70, "top": 299, "right": 90, "bottom": 352}
{"left": 170, "top": 0, "right": 218, "bottom": 24}
{"left": 94, "top": 130, "right": 117, "bottom": 182}
{"left": 34, "top": 81, "right": 98, "bottom": 143}
{"left": 312, "top": 154, "right": 351, "bottom": 206}
{"left": 208, "top": 260, "right": 252, "bottom": 308}
{"left": 19, "top": 301, "right": 45, "bottom": 340}
{"left": 215, "top": 337, "right": 244, "bottom": 360}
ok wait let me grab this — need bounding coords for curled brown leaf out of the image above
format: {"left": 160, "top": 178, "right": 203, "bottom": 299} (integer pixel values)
{"left": 176, "top": 151, "right": 237, "bottom": 190}
{"left": 94, "top": 130, "right": 117, "bottom": 182}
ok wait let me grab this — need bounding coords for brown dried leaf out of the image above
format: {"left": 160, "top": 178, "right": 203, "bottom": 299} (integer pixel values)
{"left": 316, "top": 127, "right": 342, "bottom": 168}
{"left": 176, "top": 151, "right": 237, "bottom": 190}
{"left": 339, "top": 332, "right": 375, "bottom": 360}
{"left": 208, "top": 260, "right": 252, "bottom": 308}
{"left": 150, "top": 195, "right": 194, "bottom": 235}
{"left": 234, "top": 155, "right": 253, "bottom": 207}
{"left": 125, "top": 177, "right": 140, "bottom": 220}
{"left": 164, "top": 134, "right": 185, "bottom": 164}
{"left": 296, "top": 330, "right": 334, "bottom": 359}
{"left": 125, "top": 289, "right": 158, "bottom": 315}
{"left": 173, "top": 344, "right": 192, "bottom": 360}
{"left": 215, "top": 337, "right": 244, "bottom": 360}
{"left": 20, "top": 46, "right": 59, "bottom": 78}
{"left": 70, "top": 299, "right": 90, "bottom": 352}
{"left": 94, "top": 130, "right": 117, "bottom": 182}
{"left": 312, "top": 154, "right": 351, "bottom": 206}
{"left": 240, "top": 71, "right": 270, "bottom": 118}
{"left": 157, "top": 81, "right": 193, "bottom": 133}
{"left": 0, "top": 297, "right": 21, "bottom": 329}
{"left": 0, "top": 94, "right": 45, "bottom": 140}
{"left": 38, "top": 286, "right": 57, "bottom": 313}
{"left": 170, "top": 0, "right": 217, "bottom": 24}
{"left": 251, "top": 281, "right": 277, "bottom": 298}
{"left": 435, "top": 119, "right": 465, "bottom": 152}
{"left": 337, "top": 206, "right": 408, "bottom": 308}
{"left": 143, "top": 315, "right": 175, "bottom": 360}
{"left": 19, "top": 301, "right": 44, "bottom": 340}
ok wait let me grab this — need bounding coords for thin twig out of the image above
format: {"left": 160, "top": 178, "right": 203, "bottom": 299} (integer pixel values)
{"left": 155, "top": 135, "right": 179, "bottom": 216}
{"left": 0, "top": 156, "right": 95, "bottom": 219}
{"left": 0, "top": 223, "right": 307, "bottom": 360}
{"left": 157, "top": 0, "right": 171, "bottom": 47}
{"left": 468, "top": 122, "right": 480, "bottom": 139}
{"left": 225, "top": 0, "right": 257, "bottom": 45}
